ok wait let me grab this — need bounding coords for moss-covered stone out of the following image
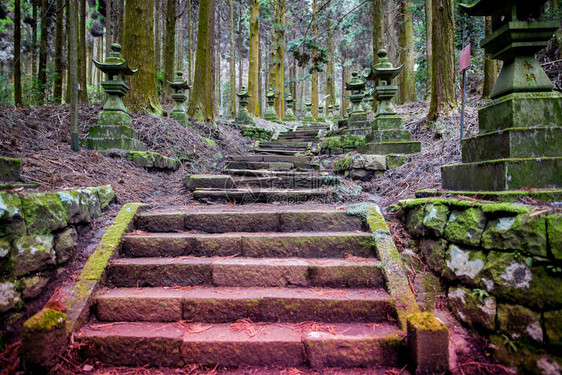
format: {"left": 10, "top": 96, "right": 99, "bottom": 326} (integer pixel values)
{"left": 443, "top": 244, "right": 486, "bottom": 286}
{"left": 95, "top": 185, "right": 116, "bottom": 207}
{"left": 333, "top": 156, "right": 352, "bottom": 172}
{"left": 0, "top": 281, "right": 21, "bottom": 312}
{"left": 386, "top": 154, "right": 408, "bottom": 169}
{"left": 497, "top": 304, "right": 543, "bottom": 342}
{"left": 547, "top": 214, "right": 562, "bottom": 260}
{"left": 12, "top": 234, "right": 55, "bottom": 277}
{"left": 200, "top": 137, "right": 217, "bottom": 147}
{"left": 21, "top": 308, "right": 68, "bottom": 369}
{"left": 126, "top": 151, "right": 180, "bottom": 170}
{"left": 20, "top": 193, "right": 68, "bottom": 233}
{"left": 21, "top": 275, "right": 49, "bottom": 299}
{"left": 0, "top": 157, "right": 21, "bottom": 182}
{"left": 0, "top": 192, "right": 23, "bottom": 221}
{"left": 444, "top": 208, "right": 486, "bottom": 247}
{"left": 481, "top": 214, "right": 547, "bottom": 257}
{"left": 544, "top": 310, "right": 562, "bottom": 344}
{"left": 406, "top": 312, "right": 449, "bottom": 375}
{"left": 55, "top": 227, "right": 78, "bottom": 264}
{"left": 406, "top": 204, "right": 449, "bottom": 238}
{"left": 448, "top": 286, "right": 496, "bottom": 331}
{"left": 418, "top": 238, "right": 448, "bottom": 274}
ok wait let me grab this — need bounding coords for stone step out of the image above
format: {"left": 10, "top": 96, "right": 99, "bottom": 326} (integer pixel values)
{"left": 76, "top": 321, "right": 404, "bottom": 368}
{"left": 254, "top": 148, "right": 307, "bottom": 155}
{"left": 134, "top": 209, "right": 365, "bottom": 233}
{"left": 88, "top": 125, "right": 139, "bottom": 140}
{"left": 225, "top": 169, "right": 332, "bottom": 177}
{"left": 259, "top": 142, "right": 311, "bottom": 148}
{"left": 93, "top": 286, "right": 396, "bottom": 324}
{"left": 122, "top": 231, "right": 376, "bottom": 258}
{"left": 192, "top": 188, "right": 332, "bottom": 203}
{"left": 230, "top": 155, "right": 313, "bottom": 163}
{"left": 84, "top": 137, "right": 148, "bottom": 151}
{"left": 108, "top": 257, "right": 385, "bottom": 288}
{"left": 359, "top": 141, "right": 421, "bottom": 155}
{"left": 232, "top": 175, "right": 339, "bottom": 189}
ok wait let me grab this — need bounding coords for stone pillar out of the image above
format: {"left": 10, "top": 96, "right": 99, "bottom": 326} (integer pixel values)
{"left": 235, "top": 86, "right": 254, "bottom": 125}
{"left": 303, "top": 101, "right": 315, "bottom": 125}
{"left": 344, "top": 72, "right": 369, "bottom": 133}
{"left": 284, "top": 95, "right": 297, "bottom": 122}
{"left": 264, "top": 87, "right": 282, "bottom": 123}
{"left": 441, "top": 0, "right": 562, "bottom": 191}
{"left": 407, "top": 312, "right": 449, "bottom": 375}
{"left": 168, "top": 71, "right": 191, "bottom": 126}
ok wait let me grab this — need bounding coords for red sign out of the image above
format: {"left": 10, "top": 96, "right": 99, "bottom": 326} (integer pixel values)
{"left": 459, "top": 44, "right": 471, "bottom": 73}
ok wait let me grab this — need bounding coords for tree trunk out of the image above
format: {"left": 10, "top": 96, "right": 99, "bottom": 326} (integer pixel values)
{"left": 229, "top": 0, "right": 236, "bottom": 118}
{"left": 69, "top": 0, "right": 79, "bottom": 151}
{"left": 155, "top": 0, "right": 163, "bottom": 72}
{"left": 216, "top": 6, "right": 221, "bottom": 116}
{"left": 176, "top": 5, "right": 183, "bottom": 69}
{"left": 164, "top": 0, "right": 176, "bottom": 96}
{"left": 372, "top": 0, "right": 384, "bottom": 60}
{"left": 326, "top": 24, "right": 335, "bottom": 108}
{"left": 341, "top": 57, "right": 349, "bottom": 117}
{"left": 247, "top": 0, "right": 259, "bottom": 116}
{"left": 427, "top": 0, "right": 457, "bottom": 123}
{"left": 14, "top": 0, "right": 22, "bottom": 106}
{"left": 399, "top": 0, "right": 415, "bottom": 104}
{"left": 106, "top": 0, "right": 111, "bottom": 54}
{"left": 65, "top": 0, "right": 71, "bottom": 103}
{"left": 187, "top": 0, "right": 216, "bottom": 123}
{"left": 187, "top": 0, "right": 192, "bottom": 83}
{"left": 123, "top": 0, "right": 162, "bottom": 114}
{"left": 311, "top": 0, "right": 318, "bottom": 119}
{"left": 54, "top": 0, "right": 64, "bottom": 104}
{"left": 269, "top": 0, "right": 285, "bottom": 118}
{"left": 117, "top": 0, "right": 125, "bottom": 45}
{"left": 424, "top": 0, "right": 432, "bottom": 100}
{"left": 32, "top": 0, "right": 38, "bottom": 80}
{"left": 79, "top": 0, "right": 89, "bottom": 103}
{"left": 87, "top": 40, "right": 94, "bottom": 86}
{"left": 237, "top": 0, "right": 242, "bottom": 91}
{"left": 258, "top": 36, "right": 263, "bottom": 116}
{"left": 37, "top": 0, "right": 49, "bottom": 104}
{"left": 481, "top": 16, "right": 497, "bottom": 99}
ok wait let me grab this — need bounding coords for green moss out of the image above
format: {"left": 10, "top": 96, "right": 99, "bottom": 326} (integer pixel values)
{"left": 333, "top": 156, "right": 352, "bottom": 172}
{"left": 407, "top": 312, "right": 447, "bottom": 332}
{"left": 23, "top": 308, "right": 67, "bottom": 331}
{"left": 444, "top": 208, "right": 486, "bottom": 247}
{"left": 200, "top": 137, "right": 217, "bottom": 147}
{"left": 20, "top": 193, "right": 69, "bottom": 233}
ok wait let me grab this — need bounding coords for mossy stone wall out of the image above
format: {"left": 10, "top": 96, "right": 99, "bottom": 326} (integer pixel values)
{"left": 397, "top": 198, "right": 562, "bottom": 373}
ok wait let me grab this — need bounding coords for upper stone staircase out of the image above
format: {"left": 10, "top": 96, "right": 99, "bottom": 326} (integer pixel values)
{"left": 253, "top": 123, "right": 330, "bottom": 156}
{"left": 75, "top": 205, "right": 420, "bottom": 371}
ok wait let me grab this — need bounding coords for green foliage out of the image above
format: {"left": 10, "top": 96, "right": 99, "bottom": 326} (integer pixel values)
{"left": 472, "top": 288, "right": 490, "bottom": 301}
{"left": 287, "top": 38, "right": 329, "bottom": 74}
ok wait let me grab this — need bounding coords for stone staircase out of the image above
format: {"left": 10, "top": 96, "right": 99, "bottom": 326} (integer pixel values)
{"left": 74, "top": 205, "right": 420, "bottom": 371}
{"left": 253, "top": 124, "right": 330, "bottom": 156}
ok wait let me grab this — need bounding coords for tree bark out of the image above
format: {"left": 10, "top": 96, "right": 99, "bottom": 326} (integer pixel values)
{"left": 372, "top": 0, "right": 384, "bottom": 60}
{"left": 164, "top": 0, "right": 177, "bottom": 97}
{"left": 155, "top": 0, "right": 163, "bottom": 72}
{"left": 176, "top": 4, "right": 183, "bottom": 69}
{"left": 216, "top": 6, "right": 221, "bottom": 115}
{"left": 69, "top": 0, "right": 79, "bottom": 151}
{"left": 247, "top": 0, "right": 259, "bottom": 116}
{"left": 424, "top": 0, "right": 432, "bottom": 100}
{"left": 187, "top": 0, "right": 192, "bottom": 83}
{"left": 481, "top": 16, "right": 497, "bottom": 99}
{"left": 117, "top": 0, "right": 125, "bottom": 45}
{"left": 65, "top": 0, "right": 71, "bottom": 103}
{"left": 427, "top": 0, "right": 457, "bottom": 123}
{"left": 326, "top": 23, "right": 335, "bottom": 109}
{"left": 37, "top": 0, "right": 49, "bottom": 104}
{"left": 187, "top": 0, "right": 216, "bottom": 123}
{"left": 399, "top": 0, "right": 415, "bottom": 104}
{"left": 269, "top": 0, "right": 285, "bottom": 118}
{"left": 32, "top": 0, "right": 38, "bottom": 79}
{"left": 14, "top": 0, "right": 22, "bottom": 106}
{"left": 123, "top": 0, "right": 162, "bottom": 114}
{"left": 106, "top": 0, "right": 111, "bottom": 55}
{"left": 229, "top": 0, "right": 236, "bottom": 118}
{"left": 54, "top": 0, "right": 64, "bottom": 104}
{"left": 237, "top": 0, "right": 242, "bottom": 91}
{"left": 79, "top": 0, "right": 89, "bottom": 103}
{"left": 311, "top": 0, "right": 318, "bottom": 119}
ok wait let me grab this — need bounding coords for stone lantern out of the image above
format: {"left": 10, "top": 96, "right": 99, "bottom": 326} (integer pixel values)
{"left": 235, "top": 86, "right": 254, "bottom": 125}
{"left": 359, "top": 49, "right": 421, "bottom": 155}
{"left": 344, "top": 71, "right": 371, "bottom": 134}
{"left": 167, "top": 71, "right": 191, "bottom": 126}
{"left": 284, "top": 95, "right": 297, "bottom": 122}
{"left": 333, "top": 104, "right": 342, "bottom": 122}
{"left": 86, "top": 44, "right": 146, "bottom": 151}
{"left": 303, "top": 101, "right": 315, "bottom": 125}
{"left": 264, "top": 87, "right": 281, "bottom": 123}
{"left": 317, "top": 105, "right": 326, "bottom": 123}
{"left": 441, "top": 0, "right": 562, "bottom": 191}
{"left": 326, "top": 104, "right": 335, "bottom": 124}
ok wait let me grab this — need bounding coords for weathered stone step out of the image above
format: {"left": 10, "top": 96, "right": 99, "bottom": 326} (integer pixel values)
{"left": 230, "top": 155, "right": 313, "bottom": 163}
{"left": 76, "top": 321, "right": 403, "bottom": 368}
{"left": 192, "top": 188, "right": 332, "bottom": 203}
{"left": 225, "top": 160, "right": 318, "bottom": 171}
{"left": 122, "top": 231, "right": 376, "bottom": 258}
{"left": 135, "top": 208, "right": 362, "bottom": 233}
{"left": 232, "top": 175, "right": 338, "bottom": 189}
{"left": 254, "top": 148, "right": 306, "bottom": 155}
{"left": 135, "top": 209, "right": 363, "bottom": 233}
{"left": 225, "top": 168, "right": 332, "bottom": 177}
{"left": 108, "top": 257, "right": 385, "bottom": 288}
{"left": 94, "top": 286, "right": 396, "bottom": 323}
{"left": 259, "top": 142, "right": 311, "bottom": 149}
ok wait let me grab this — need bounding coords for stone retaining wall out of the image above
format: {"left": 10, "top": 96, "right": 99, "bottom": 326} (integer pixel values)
{"left": 396, "top": 198, "right": 561, "bottom": 372}
{"left": 0, "top": 185, "right": 115, "bottom": 335}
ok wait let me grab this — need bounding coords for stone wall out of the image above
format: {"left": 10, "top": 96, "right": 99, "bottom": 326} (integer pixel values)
{"left": 396, "top": 198, "right": 561, "bottom": 372}
{"left": 241, "top": 125, "right": 273, "bottom": 142}
{"left": 0, "top": 185, "right": 115, "bottom": 334}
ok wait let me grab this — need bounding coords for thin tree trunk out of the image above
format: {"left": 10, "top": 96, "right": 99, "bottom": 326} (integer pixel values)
{"left": 37, "top": 0, "right": 49, "bottom": 104}
{"left": 117, "top": 0, "right": 125, "bottom": 45}
{"left": 65, "top": 0, "right": 71, "bottom": 103}
{"left": 341, "top": 57, "right": 349, "bottom": 117}
{"left": 14, "top": 0, "right": 22, "bottom": 106}
{"left": 237, "top": 0, "right": 242, "bottom": 91}
{"left": 424, "top": 0, "right": 432, "bottom": 101}
{"left": 187, "top": 0, "right": 192, "bottom": 83}
{"left": 164, "top": 0, "right": 177, "bottom": 96}
{"left": 311, "top": 0, "right": 318, "bottom": 119}
{"left": 326, "top": 24, "right": 335, "bottom": 109}
{"left": 187, "top": 0, "right": 216, "bottom": 123}
{"left": 247, "top": 0, "right": 259, "bottom": 116}
{"left": 399, "top": 0, "right": 415, "bottom": 104}
{"left": 106, "top": 0, "right": 111, "bottom": 54}
{"left": 372, "top": 0, "right": 384, "bottom": 61}
{"left": 54, "top": 0, "right": 64, "bottom": 104}
{"left": 269, "top": 0, "right": 285, "bottom": 118}
{"left": 481, "top": 16, "right": 497, "bottom": 99}
{"left": 229, "top": 0, "right": 236, "bottom": 118}
{"left": 123, "top": 0, "right": 162, "bottom": 114}
{"left": 32, "top": 0, "right": 38, "bottom": 80}
{"left": 176, "top": 5, "right": 183, "bottom": 69}
{"left": 87, "top": 40, "right": 94, "bottom": 86}
{"left": 79, "top": 0, "right": 89, "bottom": 102}
{"left": 69, "top": 0, "right": 79, "bottom": 151}
{"left": 427, "top": 0, "right": 457, "bottom": 123}
{"left": 258, "top": 36, "right": 263, "bottom": 116}
{"left": 155, "top": 0, "right": 162, "bottom": 72}
{"left": 216, "top": 6, "right": 221, "bottom": 116}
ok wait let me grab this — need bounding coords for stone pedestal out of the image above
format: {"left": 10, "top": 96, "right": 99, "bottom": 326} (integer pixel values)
{"left": 168, "top": 71, "right": 191, "bottom": 127}
{"left": 284, "top": 96, "right": 297, "bottom": 122}
{"left": 235, "top": 87, "right": 255, "bottom": 125}
{"left": 264, "top": 88, "right": 282, "bottom": 123}
{"left": 441, "top": 0, "right": 562, "bottom": 191}
{"left": 344, "top": 72, "right": 370, "bottom": 135}
{"left": 303, "top": 102, "right": 315, "bottom": 125}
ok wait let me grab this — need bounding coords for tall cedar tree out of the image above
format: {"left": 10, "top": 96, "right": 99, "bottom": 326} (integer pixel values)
{"left": 79, "top": 0, "right": 88, "bottom": 102}
{"left": 311, "top": 0, "right": 318, "bottom": 119}
{"left": 106, "top": 0, "right": 111, "bottom": 56}
{"left": 427, "top": 0, "right": 457, "bottom": 123}
{"left": 155, "top": 0, "right": 163, "bottom": 71}
{"left": 247, "top": 0, "right": 259, "bottom": 116}
{"left": 54, "top": 0, "right": 64, "bottom": 104}
{"left": 37, "top": 0, "right": 49, "bottom": 104}
{"left": 229, "top": 0, "right": 236, "bottom": 118}
{"left": 425, "top": 0, "right": 432, "bottom": 100}
{"left": 372, "top": 0, "right": 384, "bottom": 59}
{"left": 164, "top": 0, "right": 176, "bottom": 96}
{"left": 481, "top": 16, "right": 497, "bottom": 99}
{"left": 326, "top": 21, "right": 336, "bottom": 109}
{"left": 123, "top": 0, "right": 163, "bottom": 114}
{"left": 399, "top": 0, "right": 415, "bottom": 104}
{"left": 188, "top": 0, "right": 216, "bottom": 122}
{"left": 269, "top": 0, "right": 286, "bottom": 119}
{"left": 69, "top": 0, "right": 79, "bottom": 151}
{"left": 14, "top": 0, "right": 22, "bottom": 106}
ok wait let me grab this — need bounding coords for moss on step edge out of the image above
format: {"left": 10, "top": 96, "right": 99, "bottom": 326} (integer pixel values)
{"left": 397, "top": 197, "right": 532, "bottom": 215}
{"left": 126, "top": 151, "right": 180, "bottom": 170}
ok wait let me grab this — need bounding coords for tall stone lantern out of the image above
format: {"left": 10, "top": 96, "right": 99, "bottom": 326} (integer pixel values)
{"left": 264, "top": 87, "right": 281, "bottom": 123}
{"left": 87, "top": 44, "right": 146, "bottom": 151}
{"left": 168, "top": 71, "right": 191, "bottom": 126}
{"left": 284, "top": 95, "right": 297, "bottom": 122}
{"left": 303, "top": 101, "right": 315, "bottom": 125}
{"left": 441, "top": 0, "right": 562, "bottom": 191}
{"left": 345, "top": 72, "right": 369, "bottom": 133}
{"left": 235, "top": 86, "right": 254, "bottom": 125}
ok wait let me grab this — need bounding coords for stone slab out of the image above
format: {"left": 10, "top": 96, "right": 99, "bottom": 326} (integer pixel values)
{"left": 407, "top": 312, "right": 449, "bottom": 375}
{"left": 366, "top": 130, "right": 412, "bottom": 143}
{"left": 350, "top": 154, "right": 387, "bottom": 171}
{"left": 441, "top": 157, "right": 562, "bottom": 191}
{"left": 88, "top": 125, "right": 138, "bottom": 140}
{"left": 359, "top": 141, "right": 421, "bottom": 155}
{"left": 85, "top": 137, "right": 147, "bottom": 151}
{"left": 185, "top": 174, "right": 234, "bottom": 191}
{"left": 0, "top": 157, "right": 21, "bottom": 182}
{"left": 372, "top": 116, "right": 404, "bottom": 131}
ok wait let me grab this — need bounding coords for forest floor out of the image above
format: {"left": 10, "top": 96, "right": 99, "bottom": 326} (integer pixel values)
{"left": 0, "top": 97, "right": 523, "bottom": 375}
